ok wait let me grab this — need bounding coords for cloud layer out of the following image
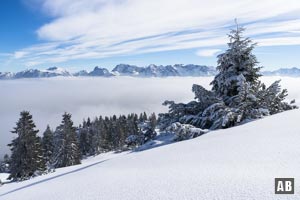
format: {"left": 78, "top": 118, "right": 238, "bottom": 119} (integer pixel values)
{"left": 0, "top": 77, "right": 210, "bottom": 158}
{"left": 9, "top": 0, "right": 300, "bottom": 66}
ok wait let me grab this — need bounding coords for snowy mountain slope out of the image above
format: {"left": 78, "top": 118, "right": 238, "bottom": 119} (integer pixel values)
{"left": 0, "top": 67, "right": 72, "bottom": 79}
{"left": 112, "top": 64, "right": 142, "bottom": 76}
{"left": 0, "top": 72, "right": 14, "bottom": 79}
{"left": 87, "top": 66, "right": 114, "bottom": 77}
{"left": 0, "top": 173, "right": 9, "bottom": 184}
{"left": 73, "top": 70, "right": 89, "bottom": 76}
{"left": 73, "top": 67, "right": 115, "bottom": 77}
{"left": 263, "top": 67, "right": 300, "bottom": 77}
{"left": 173, "top": 64, "right": 216, "bottom": 76}
{"left": 1, "top": 109, "right": 300, "bottom": 200}
{"left": 14, "top": 67, "right": 72, "bottom": 78}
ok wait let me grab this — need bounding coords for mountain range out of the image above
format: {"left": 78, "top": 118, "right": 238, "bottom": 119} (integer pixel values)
{"left": 0, "top": 64, "right": 216, "bottom": 79}
{"left": 0, "top": 64, "right": 299, "bottom": 79}
{"left": 261, "top": 67, "right": 300, "bottom": 77}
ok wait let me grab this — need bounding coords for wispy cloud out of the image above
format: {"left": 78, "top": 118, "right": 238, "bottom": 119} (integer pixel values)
{"left": 196, "top": 49, "right": 222, "bottom": 57}
{"left": 14, "top": 51, "right": 29, "bottom": 59}
{"left": 11, "top": 0, "right": 300, "bottom": 66}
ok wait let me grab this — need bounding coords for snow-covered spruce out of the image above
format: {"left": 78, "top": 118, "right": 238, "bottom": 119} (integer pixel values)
{"left": 159, "top": 24, "right": 297, "bottom": 132}
{"left": 42, "top": 125, "right": 54, "bottom": 169}
{"left": 0, "top": 154, "right": 10, "bottom": 173}
{"left": 125, "top": 113, "right": 157, "bottom": 148}
{"left": 52, "top": 113, "right": 81, "bottom": 168}
{"left": 8, "top": 111, "right": 45, "bottom": 181}
{"left": 166, "top": 122, "right": 208, "bottom": 141}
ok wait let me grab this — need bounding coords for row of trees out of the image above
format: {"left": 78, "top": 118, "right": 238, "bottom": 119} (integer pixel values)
{"left": 6, "top": 111, "right": 157, "bottom": 181}
{"left": 78, "top": 112, "right": 156, "bottom": 156}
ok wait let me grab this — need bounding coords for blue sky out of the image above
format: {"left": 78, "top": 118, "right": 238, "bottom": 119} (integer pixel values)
{"left": 0, "top": 0, "right": 300, "bottom": 72}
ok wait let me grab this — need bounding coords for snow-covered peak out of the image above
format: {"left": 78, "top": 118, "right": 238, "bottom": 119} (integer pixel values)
{"left": 44, "top": 67, "right": 71, "bottom": 76}
{"left": 88, "top": 66, "right": 114, "bottom": 77}
{"left": 0, "top": 67, "right": 72, "bottom": 79}
{"left": 263, "top": 67, "right": 300, "bottom": 77}
{"left": 0, "top": 72, "right": 14, "bottom": 79}
{"left": 174, "top": 64, "right": 216, "bottom": 76}
{"left": 73, "top": 70, "right": 89, "bottom": 76}
{"left": 15, "top": 67, "right": 72, "bottom": 78}
{"left": 148, "top": 64, "right": 157, "bottom": 69}
{"left": 112, "top": 64, "right": 141, "bottom": 76}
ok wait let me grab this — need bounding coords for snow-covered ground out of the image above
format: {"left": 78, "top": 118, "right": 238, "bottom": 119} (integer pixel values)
{"left": 0, "top": 173, "right": 9, "bottom": 184}
{"left": 1, "top": 108, "right": 300, "bottom": 199}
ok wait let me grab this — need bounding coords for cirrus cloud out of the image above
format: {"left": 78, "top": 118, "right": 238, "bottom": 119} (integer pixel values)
{"left": 196, "top": 49, "right": 222, "bottom": 57}
{"left": 10, "top": 0, "right": 300, "bottom": 66}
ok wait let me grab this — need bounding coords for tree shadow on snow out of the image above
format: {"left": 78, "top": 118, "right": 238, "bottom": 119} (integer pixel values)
{"left": 0, "top": 159, "right": 108, "bottom": 197}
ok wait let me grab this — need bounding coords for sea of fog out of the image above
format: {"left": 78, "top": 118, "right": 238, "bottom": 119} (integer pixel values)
{"left": 0, "top": 76, "right": 299, "bottom": 158}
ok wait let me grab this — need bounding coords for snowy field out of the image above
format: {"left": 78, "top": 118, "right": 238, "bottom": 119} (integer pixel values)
{"left": 0, "top": 76, "right": 299, "bottom": 158}
{"left": 0, "top": 108, "right": 300, "bottom": 199}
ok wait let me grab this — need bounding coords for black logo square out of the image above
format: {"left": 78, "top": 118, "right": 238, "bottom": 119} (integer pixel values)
{"left": 275, "top": 178, "right": 294, "bottom": 194}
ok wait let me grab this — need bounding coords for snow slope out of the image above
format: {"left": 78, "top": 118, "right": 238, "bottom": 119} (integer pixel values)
{"left": 0, "top": 173, "right": 9, "bottom": 184}
{"left": 1, "top": 109, "right": 300, "bottom": 200}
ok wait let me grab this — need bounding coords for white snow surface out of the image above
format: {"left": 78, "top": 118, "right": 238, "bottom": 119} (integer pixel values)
{"left": 0, "top": 173, "right": 9, "bottom": 183}
{"left": 1, "top": 109, "right": 300, "bottom": 199}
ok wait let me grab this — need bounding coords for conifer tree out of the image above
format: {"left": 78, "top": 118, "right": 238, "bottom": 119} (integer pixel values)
{"left": 0, "top": 154, "right": 10, "bottom": 173}
{"left": 143, "top": 112, "right": 148, "bottom": 121}
{"left": 139, "top": 113, "right": 144, "bottom": 123}
{"left": 53, "top": 113, "right": 81, "bottom": 168}
{"left": 42, "top": 125, "right": 54, "bottom": 165}
{"left": 211, "top": 20, "right": 261, "bottom": 103}
{"left": 3, "top": 154, "right": 9, "bottom": 164}
{"left": 79, "top": 120, "right": 90, "bottom": 156}
{"left": 149, "top": 113, "right": 157, "bottom": 131}
{"left": 8, "top": 111, "right": 45, "bottom": 180}
{"left": 92, "top": 116, "right": 104, "bottom": 154}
